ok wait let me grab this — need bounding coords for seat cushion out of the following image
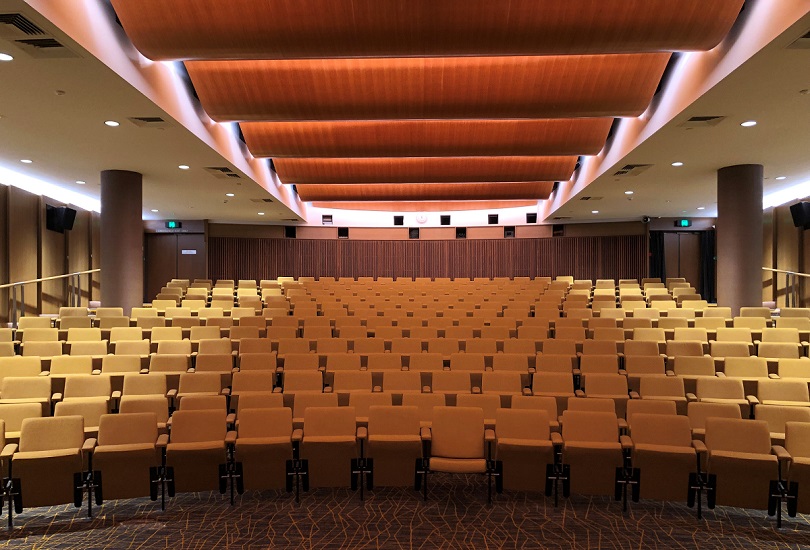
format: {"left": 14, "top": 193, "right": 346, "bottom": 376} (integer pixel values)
{"left": 429, "top": 457, "right": 487, "bottom": 473}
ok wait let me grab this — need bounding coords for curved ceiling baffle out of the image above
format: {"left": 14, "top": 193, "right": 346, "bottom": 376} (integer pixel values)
{"left": 110, "top": 0, "right": 745, "bottom": 214}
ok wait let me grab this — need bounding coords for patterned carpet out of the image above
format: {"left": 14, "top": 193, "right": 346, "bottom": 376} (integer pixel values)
{"left": 1, "top": 474, "right": 810, "bottom": 549}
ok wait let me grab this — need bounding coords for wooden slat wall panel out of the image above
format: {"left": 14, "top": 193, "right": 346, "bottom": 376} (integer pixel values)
{"left": 209, "top": 236, "right": 647, "bottom": 281}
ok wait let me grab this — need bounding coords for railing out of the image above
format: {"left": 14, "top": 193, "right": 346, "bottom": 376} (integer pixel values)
{"left": 763, "top": 267, "right": 809, "bottom": 308}
{"left": 0, "top": 269, "right": 100, "bottom": 327}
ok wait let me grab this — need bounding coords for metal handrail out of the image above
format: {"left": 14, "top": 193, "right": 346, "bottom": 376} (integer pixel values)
{"left": 763, "top": 267, "right": 807, "bottom": 308}
{"left": 2, "top": 268, "right": 100, "bottom": 327}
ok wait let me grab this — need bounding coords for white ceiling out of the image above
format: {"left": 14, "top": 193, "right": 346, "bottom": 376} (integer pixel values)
{"left": 0, "top": 0, "right": 808, "bottom": 226}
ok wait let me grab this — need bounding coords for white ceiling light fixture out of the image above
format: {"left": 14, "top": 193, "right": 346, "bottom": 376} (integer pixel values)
{"left": 775, "top": 176, "right": 787, "bottom": 180}
{"left": 104, "top": 120, "right": 120, "bottom": 127}
{"left": 226, "top": 193, "right": 235, "bottom": 197}
{"left": 178, "top": 164, "right": 190, "bottom": 170}
{"left": 624, "top": 190, "right": 634, "bottom": 195}
{"left": 258, "top": 212, "right": 265, "bottom": 216}
{"left": 76, "top": 180, "right": 86, "bottom": 185}
{"left": 591, "top": 210, "right": 599, "bottom": 214}
{"left": 697, "top": 207, "right": 705, "bottom": 210}
{"left": 740, "top": 120, "right": 757, "bottom": 127}
{"left": 0, "top": 53, "right": 13, "bottom": 62}
{"left": 20, "top": 159, "right": 32, "bottom": 164}
{"left": 151, "top": 209, "right": 159, "bottom": 212}
{"left": 671, "top": 162, "right": 684, "bottom": 167}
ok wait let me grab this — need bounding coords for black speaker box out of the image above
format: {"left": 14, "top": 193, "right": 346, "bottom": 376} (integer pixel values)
{"left": 790, "top": 201, "right": 810, "bottom": 229}
{"left": 284, "top": 226, "right": 297, "bottom": 239}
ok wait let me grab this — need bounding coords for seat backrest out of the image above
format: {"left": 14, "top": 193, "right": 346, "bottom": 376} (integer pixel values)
{"left": 733, "top": 316, "right": 767, "bottom": 330}
{"left": 449, "top": 353, "right": 486, "bottom": 371}
{"left": 50, "top": 355, "right": 93, "bottom": 375}
{"left": 740, "top": 307, "right": 772, "bottom": 319}
{"left": 239, "top": 352, "right": 277, "bottom": 371}
{"left": 696, "top": 377, "right": 744, "bottom": 399}
{"left": 238, "top": 407, "right": 292, "bottom": 438}
{"left": 785, "top": 422, "right": 810, "bottom": 460}
{"left": 431, "top": 371, "right": 471, "bottom": 393}
{"left": 325, "top": 353, "right": 362, "bottom": 371}
{"left": 123, "top": 373, "right": 166, "bottom": 395}
{"left": 480, "top": 372, "right": 522, "bottom": 393}
{"left": 566, "top": 397, "right": 615, "bottom": 414}
{"left": 332, "top": 371, "right": 372, "bottom": 392}
{"left": 456, "top": 394, "right": 500, "bottom": 419}
{"left": 0, "top": 356, "right": 43, "bottom": 380}
{"left": 64, "top": 375, "right": 111, "bottom": 399}
{"left": 723, "top": 357, "right": 769, "bottom": 378}
{"left": 633, "top": 328, "right": 665, "bottom": 342}
{"left": 495, "top": 408, "right": 550, "bottom": 441}
{"left": 622, "top": 340, "right": 659, "bottom": 357}
{"left": 170, "top": 410, "right": 226, "bottom": 443}
{"left": 409, "top": 353, "right": 444, "bottom": 371}
{"left": 638, "top": 375, "right": 684, "bottom": 398}
{"left": 561, "top": 410, "right": 618, "bottom": 443}
{"left": 67, "top": 327, "right": 102, "bottom": 342}
{"left": 365, "top": 353, "right": 403, "bottom": 371}
{"left": 282, "top": 371, "right": 323, "bottom": 392}
{"left": 758, "top": 342, "right": 800, "bottom": 359}
{"left": 532, "top": 372, "right": 574, "bottom": 393}
{"left": 150, "top": 327, "right": 183, "bottom": 342}
{"left": 581, "top": 340, "right": 618, "bottom": 356}
{"left": 777, "top": 317, "right": 810, "bottom": 330}
{"left": 197, "top": 338, "right": 233, "bottom": 355}
{"left": 584, "top": 373, "right": 628, "bottom": 395}
{"left": 368, "top": 405, "right": 420, "bottom": 437}
{"left": 673, "top": 327, "right": 708, "bottom": 343}
{"left": 236, "top": 393, "right": 284, "bottom": 413}
{"left": 232, "top": 371, "right": 275, "bottom": 393}
{"left": 0, "top": 402, "right": 41, "bottom": 433}
{"left": 303, "top": 406, "right": 356, "bottom": 437}
{"left": 762, "top": 328, "right": 800, "bottom": 343}
{"left": 292, "top": 393, "right": 339, "bottom": 419}
{"left": 510, "top": 395, "right": 557, "bottom": 419}
{"left": 756, "top": 406, "right": 810, "bottom": 437}
{"left": 401, "top": 393, "right": 446, "bottom": 423}
{"left": 542, "top": 339, "right": 577, "bottom": 355}
{"left": 626, "top": 399, "right": 677, "bottom": 425}
{"left": 119, "top": 395, "right": 169, "bottom": 423}
{"left": 666, "top": 341, "right": 704, "bottom": 357}
{"left": 709, "top": 342, "right": 751, "bottom": 358}
{"left": 673, "top": 356, "right": 715, "bottom": 377}
{"left": 1, "top": 376, "right": 47, "bottom": 399}
{"left": 380, "top": 371, "right": 420, "bottom": 393}
{"left": 716, "top": 327, "right": 753, "bottom": 342}
{"left": 156, "top": 340, "right": 192, "bottom": 355}
{"left": 687, "top": 402, "right": 741, "bottom": 430}
{"left": 579, "top": 355, "right": 619, "bottom": 374}
{"left": 778, "top": 359, "right": 810, "bottom": 379}
{"left": 98, "top": 412, "right": 158, "bottom": 446}
{"left": 431, "top": 406, "right": 485, "bottom": 459}
{"left": 630, "top": 413, "right": 692, "bottom": 447}
{"left": 19, "top": 415, "right": 84, "bottom": 452}
{"left": 758, "top": 379, "right": 809, "bottom": 403}
{"left": 55, "top": 400, "right": 107, "bottom": 428}
{"left": 705, "top": 417, "right": 771, "bottom": 455}
{"left": 178, "top": 372, "right": 222, "bottom": 394}
{"left": 348, "top": 393, "right": 392, "bottom": 418}
{"left": 624, "top": 355, "right": 665, "bottom": 376}
{"left": 149, "top": 354, "right": 190, "bottom": 372}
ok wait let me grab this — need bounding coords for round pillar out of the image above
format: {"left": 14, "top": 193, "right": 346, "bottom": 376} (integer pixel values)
{"left": 100, "top": 170, "right": 143, "bottom": 315}
{"left": 716, "top": 164, "right": 763, "bottom": 316}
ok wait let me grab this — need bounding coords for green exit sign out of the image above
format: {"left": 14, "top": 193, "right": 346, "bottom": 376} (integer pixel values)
{"left": 165, "top": 221, "right": 182, "bottom": 229}
{"left": 674, "top": 219, "right": 692, "bottom": 228}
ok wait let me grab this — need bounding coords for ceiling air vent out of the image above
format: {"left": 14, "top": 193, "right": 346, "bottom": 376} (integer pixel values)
{"left": 552, "top": 216, "right": 571, "bottom": 220}
{"left": 613, "top": 164, "right": 652, "bottom": 177}
{"left": 128, "top": 116, "right": 170, "bottom": 129}
{"left": 14, "top": 37, "right": 78, "bottom": 58}
{"left": 788, "top": 30, "right": 810, "bottom": 49}
{"left": 204, "top": 166, "right": 242, "bottom": 180}
{"left": 678, "top": 116, "right": 726, "bottom": 128}
{"left": 0, "top": 13, "right": 45, "bottom": 38}
{"left": 249, "top": 198, "right": 275, "bottom": 203}
{"left": 579, "top": 196, "right": 603, "bottom": 201}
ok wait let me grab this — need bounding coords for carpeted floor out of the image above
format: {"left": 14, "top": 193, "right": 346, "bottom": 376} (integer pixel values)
{"left": 1, "top": 475, "right": 809, "bottom": 549}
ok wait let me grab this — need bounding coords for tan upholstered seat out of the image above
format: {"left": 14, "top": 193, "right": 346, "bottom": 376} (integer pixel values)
{"left": 93, "top": 412, "right": 163, "bottom": 499}
{"left": 561, "top": 410, "right": 624, "bottom": 496}
{"left": 401, "top": 393, "right": 446, "bottom": 428}
{"left": 755, "top": 405, "right": 810, "bottom": 444}
{"left": 300, "top": 406, "right": 358, "bottom": 487}
{"left": 705, "top": 417, "right": 782, "bottom": 510}
{"left": 236, "top": 407, "right": 294, "bottom": 490}
{"left": 495, "top": 408, "right": 556, "bottom": 492}
{"left": 425, "top": 406, "right": 490, "bottom": 476}
{"left": 366, "top": 405, "right": 422, "bottom": 487}
{"left": 165, "top": 409, "right": 228, "bottom": 493}
{"left": 785, "top": 422, "right": 810, "bottom": 514}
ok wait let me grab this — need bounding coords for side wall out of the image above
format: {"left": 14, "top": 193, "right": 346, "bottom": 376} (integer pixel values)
{"left": 763, "top": 198, "right": 808, "bottom": 307}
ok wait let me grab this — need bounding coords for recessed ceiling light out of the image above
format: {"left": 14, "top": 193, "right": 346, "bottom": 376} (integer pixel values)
{"left": 151, "top": 209, "right": 159, "bottom": 213}
{"left": 178, "top": 165, "right": 190, "bottom": 170}
{"left": 671, "top": 162, "right": 684, "bottom": 167}
{"left": 104, "top": 120, "right": 120, "bottom": 127}
{"left": 591, "top": 210, "right": 599, "bottom": 214}
{"left": 624, "top": 190, "right": 634, "bottom": 195}
{"left": 0, "top": 53, "right": 13, "bottom": 62}
{"left": 76, "top": 180, "right": 86, "bottom": 185}
{"left": 20, "top": 159, "right": 32, "bottom": 164}
{"left": 697, "top": 207, "right": 705, "bottom": 210}
{"left": 258, "top": 212, "right": 265, "bottom": 216}
{"left": 775, "top": 176, "right": 787, "bottom": 181}
{"left": 740, "top": 120, "right": 757, "bottom": 127}
{"left": 226, "top": 193, "right": 235, "bottom": 197}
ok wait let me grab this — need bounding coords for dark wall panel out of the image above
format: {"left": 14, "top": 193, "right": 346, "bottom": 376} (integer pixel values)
{"left": 208, "top": 236, "right": 648, "bottom": 281}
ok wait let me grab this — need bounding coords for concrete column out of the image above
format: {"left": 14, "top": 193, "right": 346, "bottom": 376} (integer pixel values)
{"left": 100, "top": 170, "right": 143, "bottom": 315}
{"left": 716, "top": 164, "right": 763, "bottom": 316}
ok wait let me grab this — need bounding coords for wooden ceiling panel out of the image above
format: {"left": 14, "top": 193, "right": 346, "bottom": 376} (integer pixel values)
{"left": 241, "top": 118, "right": 613, "bottom": 158}
{"left": 311, "top": 201, "right": 538, "bottom": 212}
{"left": 296, "top": 182, "right": 555, "bottom": 202}
{"left": 111, "top": 0, "right": 744, "bottom": 60}
{"left": 274, "top": 157, "right": 576, "bottom": 184}
{"left": 185, "top": 54, "right": 670, "bottom": 121}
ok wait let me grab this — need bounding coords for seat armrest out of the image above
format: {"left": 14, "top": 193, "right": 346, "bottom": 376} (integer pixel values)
{"left": 665, "top": 370, "right": 675, "bottom": 376}
{"left": 692, "top": 440, "right": 707, "bottom": 455}
{"left": 772, "top": 445, "right": 792, "bottom": 464}
{"left": 550, "top": 432, "right": 563, "bottom": 446}
{"left": 139, "top": 368, "right": 149, "bottom": 374}
{"left": 686, "top": 392, "right": 697, "bottom": 401}
{"left": 220, "top": 388, "right": 231, "bottom": 396}
{"left": 91, "top": 369, "right": 102, "bottom": 375}
{"left": 39, "top": 371, "right": 50, "bottom": 376}
{"left": 0, "top": 443, "right": 17, "bottom": 461}
{"left": 574, "top": 389, "right": 585, "bottom": 398}
{"left": 52, "top": 392, "right": 63, "bottom": 402}
{"left": 356, "top": 427, "right": 368, "bottom": 440}
{"left": 111, "top": 390, "right": 122, "bottom": 400}
{"left": 617, "top": 418, "right": 628, "bottom": 432}
{"left": 618, "top": 369, "right": 627, "bottom": 377}
{"left": 522, "top": 388, "right": 532, "bottom": 396}
{"left": 484, "top": 429, "right": 496, "bottom": 442}
{"left": 372, "top": 385, "right": 382, "bottom": 392}
{"left": 768, "top": 373, "right": 780, "bottom": 379}
{"left": 156, "top": 434, "right": 169, "bottom": 448}
{"left": 226, "top": 413, "right": 236, "bottom": 425}
{"left": 629, "top": 391, "right": 640, "bottom": 399}
{"left": 572, "top": 368, "right": 581, "bottom": 376}
{"left": 715, "top": 372, "right": 726, "bottom": 377}
{"left": 166, "top": 417, "right": 172, "bottom": 429}
{"left": 420, "top": 427, "right": 432, "bottom": 441}
{"left": 273, "top": 387, "right": 282, "bottom": 393}
{"left": 166, "top": 389, "right": 178, "bottom": 399}
{"left": 225, "top": 430, "right": 238, "bottom": 445}
{"left": 472, "top": 386, "right": 481, "bottom": 394}
{"left": 422, "top": 385, "right": 431, "bottom": 393}
{"left": 747, "top": 395, "right": 760, "bottom": 405}
{"left": 186, "top": 367, "right": 196, "bottom": 373}
{"left": 82, "top": 438, "right": 97, "bottom": 453}
{"left": 324, "top": 386, "right": 333, "bottom": 393}
{"left": 619, "top": 434, "right": 634, "bottom": 450}
{"left": 291, "top": 428, "right": 304, "bottom": 442}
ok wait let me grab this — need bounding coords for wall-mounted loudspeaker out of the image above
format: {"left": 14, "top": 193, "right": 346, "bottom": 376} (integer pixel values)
{"left": 45, "top": 205, "right": 77, "bottom": 233}
{"left": 488, "top": 214, "right": 499, "bottom": 225}
{"left": 409, "top": 228, "right": 420, "bottom": 239}
{"left": 552, "top": 224, "right": 564, "bottom": 237}
{"left": 456, "top": 227, "right": 467, "bottom": 239}
{"left": 284, "top": 226, "right": 296, "bottom": 239}
{"left": 393, "top": 215, "right": 404, "bottom": 226}
{"left": 790, "top": 202, "right": 810, "bottom": 229}
{"left": 526, "top": 213, "right": 537, "bottom": 224}
{"left": 642, "top": 216, "right": 651, "bottom": 224}
{"left": 504, "top": 226, "right": 515, "bottom": 238}
{"left": 440, "top": 215, "right": 451, "bottom": 226}
{"left": 337, "top": 227, "right": 349, "bottom": 239}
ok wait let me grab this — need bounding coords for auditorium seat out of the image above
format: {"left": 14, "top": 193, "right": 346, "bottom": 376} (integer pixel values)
{"left": 301, "top": 406, "right": 358, "bottom": 488}
{"left": 687, "top": 402, "right": 742, "bottom": 441}
{"left": 755, "top": 405, "right": 810, "bottom": 445}
{"left": 166, "top": 409, "right": 229, "bottom": 493}
{"left": 495, "top": 408, "right": 557, "bottom": 493}
{"left": 637, "top": 376, "right": 688, "bottom": 414}
{"left": 623, "top": 355, "right": 666, "bottom": 392}
{"left": 365, "top": 405, "right": 422, "bottom": 487}
{"left": 784, "top": 422, "right": 810, "bottom": 514}
{"left": 529, "top": 372, "right": 576, "bottom": 413}
{"left": 561, "top": 410, "right": 625, "bottom": 496}
{"left": 580, "top": 373, "right": 630, "bottom": 417}
{"left": 235, "top": 407, "right": 294, "bottom": 490}
{"left": 238, "top": 352, "right": 277, "bottom": 371}
{"left": 0, "top": 402, "right": 41, "bottom": 442}
{"left": 625, "top": 399, "right": 677, "bottom": 430}
{"left": 291, "top": 393, "right": 338, "bottom": 426}
{"left": 401, "top": 393, "right": 446, "bottom": 428}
